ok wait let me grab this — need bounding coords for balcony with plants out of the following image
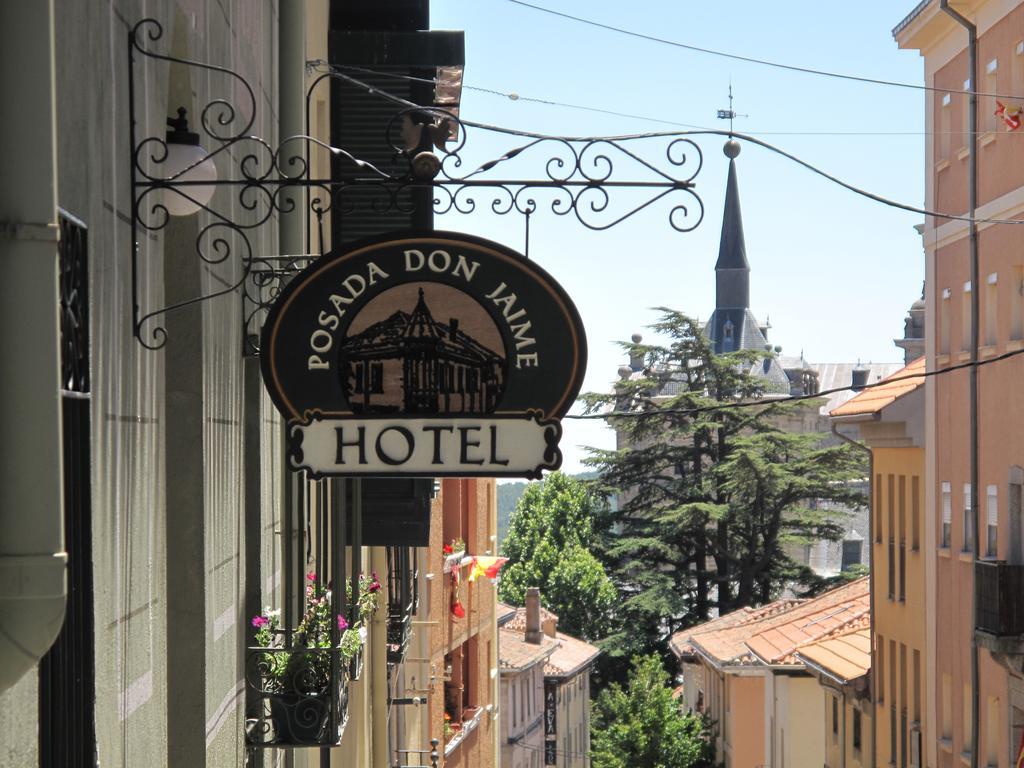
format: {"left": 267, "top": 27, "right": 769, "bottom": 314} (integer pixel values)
{"left": 245, "top": 571, "right": 381, "bottom": 746}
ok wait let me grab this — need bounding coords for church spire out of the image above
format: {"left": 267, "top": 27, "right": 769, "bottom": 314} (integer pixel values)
{"left": 715, "top": 140, "right": 750, "bottom": 309}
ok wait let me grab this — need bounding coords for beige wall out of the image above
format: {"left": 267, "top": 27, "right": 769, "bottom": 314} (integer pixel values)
{"left": 870, "top": 447, "right": 929, "bottom": 768}
{"left": 500, "top": 662, "right": 546, "bottom": 768}
{"left": 554, "top": 670, "right": 592, "bottom": 768}
{"left": 767, "top": 673, "right": 825, "bottom": 768}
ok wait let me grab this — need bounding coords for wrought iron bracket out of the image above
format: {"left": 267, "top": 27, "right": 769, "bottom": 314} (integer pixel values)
{"left": 128, "top": 18, "right": 705, "bottom": 351}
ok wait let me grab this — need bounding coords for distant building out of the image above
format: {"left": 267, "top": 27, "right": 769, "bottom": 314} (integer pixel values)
{"left": 670, "top": 577, "right": 871, "bottom": 768}
{"left": 831, "top": 356, "right": 928, "bottom": 768}
{"left": 498, "top": 591, "right": 600, "bottom": 768}
{"left": 617, "top": 142, "right": 907, "bottom": 577}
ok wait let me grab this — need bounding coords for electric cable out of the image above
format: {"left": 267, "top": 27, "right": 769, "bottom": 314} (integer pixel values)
{"left": 566, "top": 345, "right": 1024, "bottom": 421}
{"left": 313, "top": 65, "right": 1024, "bottom": 227}
{"left": 312, "top": 61, "right": 1024, "bottom": 138}
{"left": 504, "top": 0, "right": 1024, "bottom": 102}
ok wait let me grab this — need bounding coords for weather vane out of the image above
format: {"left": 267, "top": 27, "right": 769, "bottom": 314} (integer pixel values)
{"left": 716, "top": 82, "right": 748, "bottom": 136}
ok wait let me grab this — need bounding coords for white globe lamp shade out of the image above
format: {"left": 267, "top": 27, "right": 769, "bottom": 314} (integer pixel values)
{"left": 163, "top": 108, "right": 217, "bottom": 217}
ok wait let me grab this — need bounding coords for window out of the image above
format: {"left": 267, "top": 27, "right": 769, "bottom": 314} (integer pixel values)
{"left": 986, "top": 697, "right": 999, "bottom": 766}
{"left": 963, "top": 684, "right": 973, "bottom": 750}
{"left": 940, "top": 288, "right": 952, "bottom": 355}
{"left": 963, "top": 282, "right": 973, "bottom": 352}
{"left": 986, "top": 485, "right": 998, "bottom": 558}
{"left": 832, "top": 696, "right": 839, "bottom": 738}
{"left": 985, "top": 274, "right": 998, "bottom": 347}
{"left": 1012, "top": 266, "right": 1024, "bottom": 341}
{"left": 888, "top": 475, "right": 896, "bottom": 600}
{"left": 39, "top": 212, "right": 96, "bottom": 768}
{"left": 913, "top": 650, "right": 922, "bottom": 723}
{"left": 899, "top": 476, "right": 906, "bottom": 602}
{"left": 876, "top": 473, "right": 884, "bottom": 543}
{"left": 940, "top": 92, "right": 952, "bottom": 159}
{"left": 512, "top": 678, "right": 517, "bottom": 726}
{"left": 912, "top": 476, "right": 921, "bottom": 551}
{"left": 877, "top": 635, "right": 885, "bottom": 704}
{"left": 964, "top": 483, "right": 974, "bottom": 553}
{"left": 942, "top": 674, "right": 952, "bottom": 740}
{"left": 942, "top": 482, "right": 952, "bottom": 548}
{"left": 985, "top": 59, "right": 999, "bottom": 133}
{"left": 853, "top": 709, "right": 862, "bottom": 751}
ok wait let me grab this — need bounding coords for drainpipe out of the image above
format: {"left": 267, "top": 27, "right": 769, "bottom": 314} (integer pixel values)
{"left": 831, "top": 424, "right": 875, "bottom": 768}
{"left": 279, "top": 4, "right": 304, "bottom": 767}
{"left": 938, "top": 5, "right": 980, "bottom": 767}
{"left": 0, "top": 0, "right": 67, "bottom": 693}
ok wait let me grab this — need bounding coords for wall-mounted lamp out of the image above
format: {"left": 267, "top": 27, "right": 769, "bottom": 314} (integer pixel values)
{"left": 163, "top": 107, "right": 217, "bottom": 216}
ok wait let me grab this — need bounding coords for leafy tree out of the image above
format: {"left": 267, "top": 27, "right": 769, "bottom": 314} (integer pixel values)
{"left": 582, "top": 309, "right": 866, "bottom": 664}
{"left": 498, "top": 472, "right": 617, "bottom": 641}
{"left": 590, "top": 654, "right": 714, "bottom": 768}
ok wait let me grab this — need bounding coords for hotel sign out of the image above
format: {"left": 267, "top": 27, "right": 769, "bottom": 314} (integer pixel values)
{"left": 260, "top": 231, "right": 586, "bottom": 479}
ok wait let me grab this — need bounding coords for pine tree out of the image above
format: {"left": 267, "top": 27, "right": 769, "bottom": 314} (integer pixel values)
{"left": 582, "top": 309, "right": 865, "bottom": 664}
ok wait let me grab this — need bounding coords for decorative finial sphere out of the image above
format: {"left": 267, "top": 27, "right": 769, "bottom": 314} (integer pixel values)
{"left": 723, "top": 140, "right": 741, "bottom": 159}
{"left": 618, "top": 366, "right": 633, "bottom": 380}
{"left": 631, "top": 333, "right": 643, "bottom": 344}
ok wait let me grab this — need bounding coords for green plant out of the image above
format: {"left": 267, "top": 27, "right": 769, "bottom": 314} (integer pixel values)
{"left": 251, "top": 571, "right": 382, "bottom": 694}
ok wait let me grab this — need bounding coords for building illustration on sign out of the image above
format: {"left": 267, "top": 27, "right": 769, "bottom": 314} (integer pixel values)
{"left": 261, "top": 231, "right": 587, "bottom": 479}
{"left": 340, "top": 286, "right": 506, "bottom": 415}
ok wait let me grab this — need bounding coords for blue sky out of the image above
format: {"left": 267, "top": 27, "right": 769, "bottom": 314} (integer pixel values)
{"left": 428, "top": 0, "right": 929, "bottom": 473}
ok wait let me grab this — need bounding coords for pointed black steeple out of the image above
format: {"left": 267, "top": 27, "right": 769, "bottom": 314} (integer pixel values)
{"left": 715, "top": 140, "right": 750, "bottom": 310}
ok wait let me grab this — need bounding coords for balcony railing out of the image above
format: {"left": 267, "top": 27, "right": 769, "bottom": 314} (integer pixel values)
{"left": 246, "top": 645, "right": 350, "bottom": 746}
{"left": 976, "top": 560, "right": 1024, "bottom": 637}
{"left": 388, "top": 546, "right": 418, "bottom": 664}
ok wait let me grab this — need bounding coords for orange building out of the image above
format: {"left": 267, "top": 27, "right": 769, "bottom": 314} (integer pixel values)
{"left": 391, "top": 479, "right": 500, "bottom": 768}
{"left": 896, "top": 3, "right": 1024, "bottom": 767}
{"left": 671, "top": 577, "right": 869, "bottom": 768}
{"left": 832, "top": 357, "right": 928, "bottom": 768}
{"left": 796, "top": 627, "right": 873, "bottom": 768}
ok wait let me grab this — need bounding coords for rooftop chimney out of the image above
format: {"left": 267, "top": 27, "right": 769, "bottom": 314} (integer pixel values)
{"left": 449, "top": 318, "right": 459, "bottom": 341}
{"left": 525, "top": 587, "right": 543, "bottom": 645}
{"left": 851, "top": 366, "right": 870, "bottom": 391}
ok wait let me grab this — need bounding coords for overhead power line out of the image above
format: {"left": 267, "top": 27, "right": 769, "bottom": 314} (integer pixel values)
{"left": 566, "top": 346, "right": 1024, "bottom": 421}
{"left": 504, "top": 0, "right": 1024, "bottom": 101}
{"left": 312, "top": 61, "right": 1024, "bottom": 137}
{"left": 310, "top": 67, "right": 1024, "bottom": 227}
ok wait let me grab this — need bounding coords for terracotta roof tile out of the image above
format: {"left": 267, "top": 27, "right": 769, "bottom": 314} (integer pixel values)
{"left": 795, "top": 626, "right": 871, "bottom": 682}
{"left": 545, "top": 632, "right": 601, "bottom": 678}
{"left": 503, "top": 605, "right": 558, "bottom": 633}
{"left": 830, "top": 356, "right": 925, "bottom": 418}
{"left": 498, "top": 627, "right": 557, "bottom": 671}
{"left": 745, "top": 578, "right": 870, "bottom": 664}
{"left": 496, "top": 602, "right": 518, "bottom": 625}
{"left": 682, "top": 578, "right": 868, "bottom": 667}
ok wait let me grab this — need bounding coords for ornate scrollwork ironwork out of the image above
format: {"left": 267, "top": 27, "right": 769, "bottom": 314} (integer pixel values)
{"left": 245, "top": 645, "right": 350, "bottom": 746}
{"left": 128, "top": 18, "right": 705, "bottom": 351}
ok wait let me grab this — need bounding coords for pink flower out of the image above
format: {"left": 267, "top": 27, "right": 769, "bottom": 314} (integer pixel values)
{"left": 251, "top": 616, "right": 269, "bottom": 629}
{"left": 307, "top": 571, "right": 317, "bottom": 582}
{"left": 337, "top": 615, "right": 349, "bottom": 631}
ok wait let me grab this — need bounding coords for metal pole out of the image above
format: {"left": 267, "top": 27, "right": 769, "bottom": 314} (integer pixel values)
{"left": 939, "top": 5, "right": 980, "bottom": 767}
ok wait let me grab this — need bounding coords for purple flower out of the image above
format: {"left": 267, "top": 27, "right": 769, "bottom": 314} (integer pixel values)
{"left": 337, "top": 615, "right": 349, "bottom": 631}
{"left": 251, "top": 616, "right": 269, "bottom": 629}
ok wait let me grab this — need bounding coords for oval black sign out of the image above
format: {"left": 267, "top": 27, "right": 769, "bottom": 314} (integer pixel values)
{"left": 261, "top": 231, "right": 587, "bottom": 425}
